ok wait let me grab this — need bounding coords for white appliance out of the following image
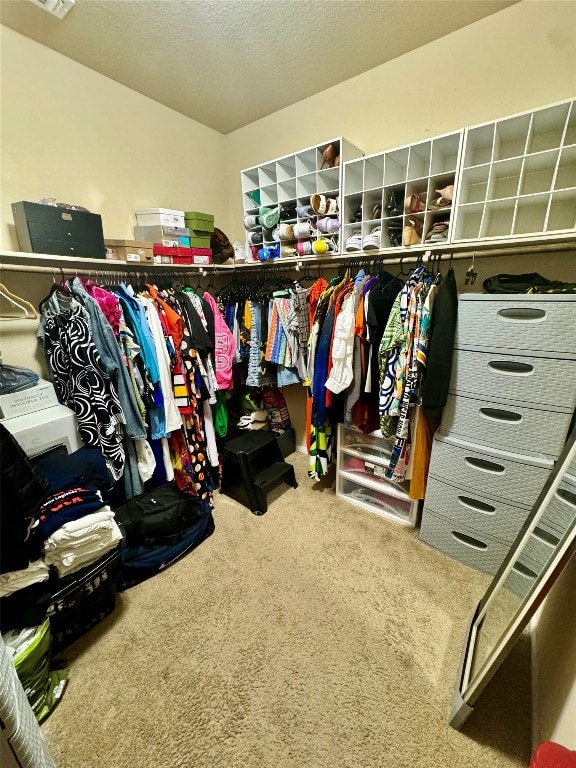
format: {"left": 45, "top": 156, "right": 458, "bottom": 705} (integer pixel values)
{"left": 2, "top": 404, "right": 82, "bottom": 458}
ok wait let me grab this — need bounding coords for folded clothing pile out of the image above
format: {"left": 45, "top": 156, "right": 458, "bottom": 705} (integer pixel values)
{"left": 43, "top": 508, "right": 122, "bottom": 578}
{"left": 0, "top": 560, "right": 50, "bottom": 598}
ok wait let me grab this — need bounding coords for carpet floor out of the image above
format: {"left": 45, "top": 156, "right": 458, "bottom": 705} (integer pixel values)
{"left": 43, "top": 452, "right": 531, "bottom": 768}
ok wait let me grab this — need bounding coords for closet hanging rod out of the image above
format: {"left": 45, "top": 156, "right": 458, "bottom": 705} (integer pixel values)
{"left": 0, "top": 263, "right": 220, "bottom": 277}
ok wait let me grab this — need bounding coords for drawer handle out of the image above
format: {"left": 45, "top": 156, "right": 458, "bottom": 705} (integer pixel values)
{"left": 533, "top": 526, "right": 558, "bottom": 547}
{"left": 557, "top": 488, "right": 576, "bottom": 508}
{"left": 488, "top": 360, "right": 534, "bottom": 376}
{"left": 512, "top": 561, "right": 537, "bottom": 579}
{"left": 479, "top": 407, "right": 522, "bottom": 423}
{"left": 457, "top": 495, "right": 496, "bottom": 515}
{"left": 465, "top": 456, "right": 505, "bottom": 474}
{"left": 451, "top": 531, "right": 488, "bottom": 550}
{"left": 497, "top": 307, "right": 547, "bottom": 322}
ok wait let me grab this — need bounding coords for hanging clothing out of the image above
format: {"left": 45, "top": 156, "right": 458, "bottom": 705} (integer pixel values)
{"left": 70, "top": 278, "right": 146, "bottom": 440}
{"left": 203, "top": 291, "right": 236, "bottom": 391}
{"left": 421, "top": 268, "right": 458, "bottom": 418}
{"left": 39, "top": 299, "right": 126, "bottom": 481}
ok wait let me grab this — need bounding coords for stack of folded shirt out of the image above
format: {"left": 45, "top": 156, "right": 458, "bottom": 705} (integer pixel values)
{"left": 43, "top": 507, "right": 122, "bottom": 578}
{"left": 0, "top": 560, "right": 50, "bottom": 598}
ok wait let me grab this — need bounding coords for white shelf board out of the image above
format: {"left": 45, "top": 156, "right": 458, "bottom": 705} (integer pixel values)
{"left": 0, "top": 251, "right": 235, "bottom": 271}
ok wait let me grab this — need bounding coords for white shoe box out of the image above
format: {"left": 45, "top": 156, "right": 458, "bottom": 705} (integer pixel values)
{"left": 2, "top": 404, "right": 82, "bottom": 458}
{"left": 135, "top": 208, "right": 185, "bottom": 228}
{"left": 0, "top": 379, "right": 59, "bottom": 420}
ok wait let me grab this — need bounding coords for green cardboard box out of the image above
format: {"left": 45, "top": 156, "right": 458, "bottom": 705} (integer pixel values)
{"left": 184, "top": 211, "right": 214, "bottom": 232}
{"left": 190, "top": 235, "right": 212, "bottom": 248}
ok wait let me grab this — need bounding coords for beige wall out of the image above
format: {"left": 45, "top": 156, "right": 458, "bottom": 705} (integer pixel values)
{"left": 532, "top": 554, "right": 576, "bottom": 750}
{"left": 225, "top": 0, "right": 576, "bottom": 244}
{"left": 0, "top": 26, "right": 229, "bottom": 251}
{"left": 0, "top": 24, "right": 229, "bottom": 374}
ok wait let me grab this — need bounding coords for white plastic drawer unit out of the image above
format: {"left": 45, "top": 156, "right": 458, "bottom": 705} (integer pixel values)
{"left": 419, "top": 509, "right": 511, "bottom": 575}
{"left": 455, "top": 294, "right": 576, "bottom": 355}
{"left": 336, "top": 424, "right": 419, "bottom": 526}
{"left": 424, "top": 476, "right": 528, "bottom": 543}
{"left": 537, "top": 475, "right": 576, "bottom": 540}
{"left": 449, "top": 347, "right": 576, "bottom": 409}
{"left": 337, "top": 478, "right": 418, "bottom": 526}
{"left": 427, "top": 433, "right": 553, "bottom": 508}
{"left": 440, "top": 393, "right": 573, "bottom": 459}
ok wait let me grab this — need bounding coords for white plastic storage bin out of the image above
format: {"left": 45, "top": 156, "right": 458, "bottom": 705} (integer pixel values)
{"left": 440, "top": 393, "right": 573, "bottom": 459}
{"left": 336, "top": 424, "right": 419, "bottom": 526}
{"left": 449, "top": 347, "right": 576, "bottom": 408}
{"left": 455, "top": 294, "right": 576, "bottom": 355}
{"left": 427, "top": 432, "right": 553, "bottom": 508}
{"left": 419, "top": 508, "right": 512, "bottom": 575}
{"left": 424, "top": 475, "right": 529, "bottom": 542}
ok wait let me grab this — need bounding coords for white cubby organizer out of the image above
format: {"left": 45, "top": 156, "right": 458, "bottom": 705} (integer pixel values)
{"left": 452, "top": 99, "right": 576, "bottom": 241}
{"left": 342, "top": 131, "right": 462, "bottom": 251}
{"left": 240, "top": 138, "right": 363, "bottom": 258}
{"left": 241, "top": 99, "right": 575, "bottom": 261}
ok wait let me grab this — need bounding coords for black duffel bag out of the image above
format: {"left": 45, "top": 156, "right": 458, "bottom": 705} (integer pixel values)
{"left": 114, "top": 483, "right": 214, "bottom": 589}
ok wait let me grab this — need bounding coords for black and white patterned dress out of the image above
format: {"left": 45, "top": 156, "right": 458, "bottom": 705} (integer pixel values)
{"left": 42, "top": 302, "right": 126, "bottom": 480}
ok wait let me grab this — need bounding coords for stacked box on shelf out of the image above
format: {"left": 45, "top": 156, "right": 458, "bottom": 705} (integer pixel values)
{"left": 12, "top": 201, "right": 106, "bottom": 259}
{"left": 420, "top": 294, "right": 576, "bottom": 582}
{"left": 185, "top": 211, "right": 214, "bottom": 249}
{"left": 134, "top": 224, "right": 191, "bottom": 248}
{"left": 135, "top": 208, "right": 185, "bottom": 228}
{"left": 105, "top": 239, "right": 153, "bottom": 263}
{"left": 152, "top": 244, "right": 212, "bottom": 265}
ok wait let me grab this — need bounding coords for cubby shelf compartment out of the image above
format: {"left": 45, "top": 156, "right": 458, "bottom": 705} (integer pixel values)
{"left": 452, "top": 99, "right": 576, "bottom": 242}
{"left": 341, "top": 130, "right": 463, "bottom": 252}
{"left": 240, "top": 137, "right": 363, "bottom": 260}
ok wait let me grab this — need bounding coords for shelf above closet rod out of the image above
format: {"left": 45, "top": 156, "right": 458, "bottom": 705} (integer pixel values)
{"left": 0, "top": 250, "right": 235, "bottom": 272}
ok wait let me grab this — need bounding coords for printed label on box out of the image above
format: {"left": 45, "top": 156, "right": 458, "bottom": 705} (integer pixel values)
{"left": 0, "top": 383, "right": 59, "bottom": 420}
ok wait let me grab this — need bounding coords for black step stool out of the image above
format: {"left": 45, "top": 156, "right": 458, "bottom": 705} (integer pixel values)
{"left": 220, "top": 431, "right": 298, "bottom": 516}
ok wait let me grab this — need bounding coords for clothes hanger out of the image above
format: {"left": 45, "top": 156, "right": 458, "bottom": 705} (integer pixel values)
{"left": 465, "top": 251, "right": 478, "bottom": 285}
{"left": 0, "top": 283, "right": 38, "bottom": 320}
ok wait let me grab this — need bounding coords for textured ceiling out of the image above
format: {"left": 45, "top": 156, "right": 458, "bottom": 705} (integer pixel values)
{"left": 1, "top": 0, "right": 519, "bottom": 134}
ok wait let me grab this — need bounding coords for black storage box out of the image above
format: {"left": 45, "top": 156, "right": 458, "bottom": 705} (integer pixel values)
{"left": 12, "top": 200, "right": 106, "bottom": 258}
{"left": 47, "top": 548, "right": 121, "bottom": 653}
